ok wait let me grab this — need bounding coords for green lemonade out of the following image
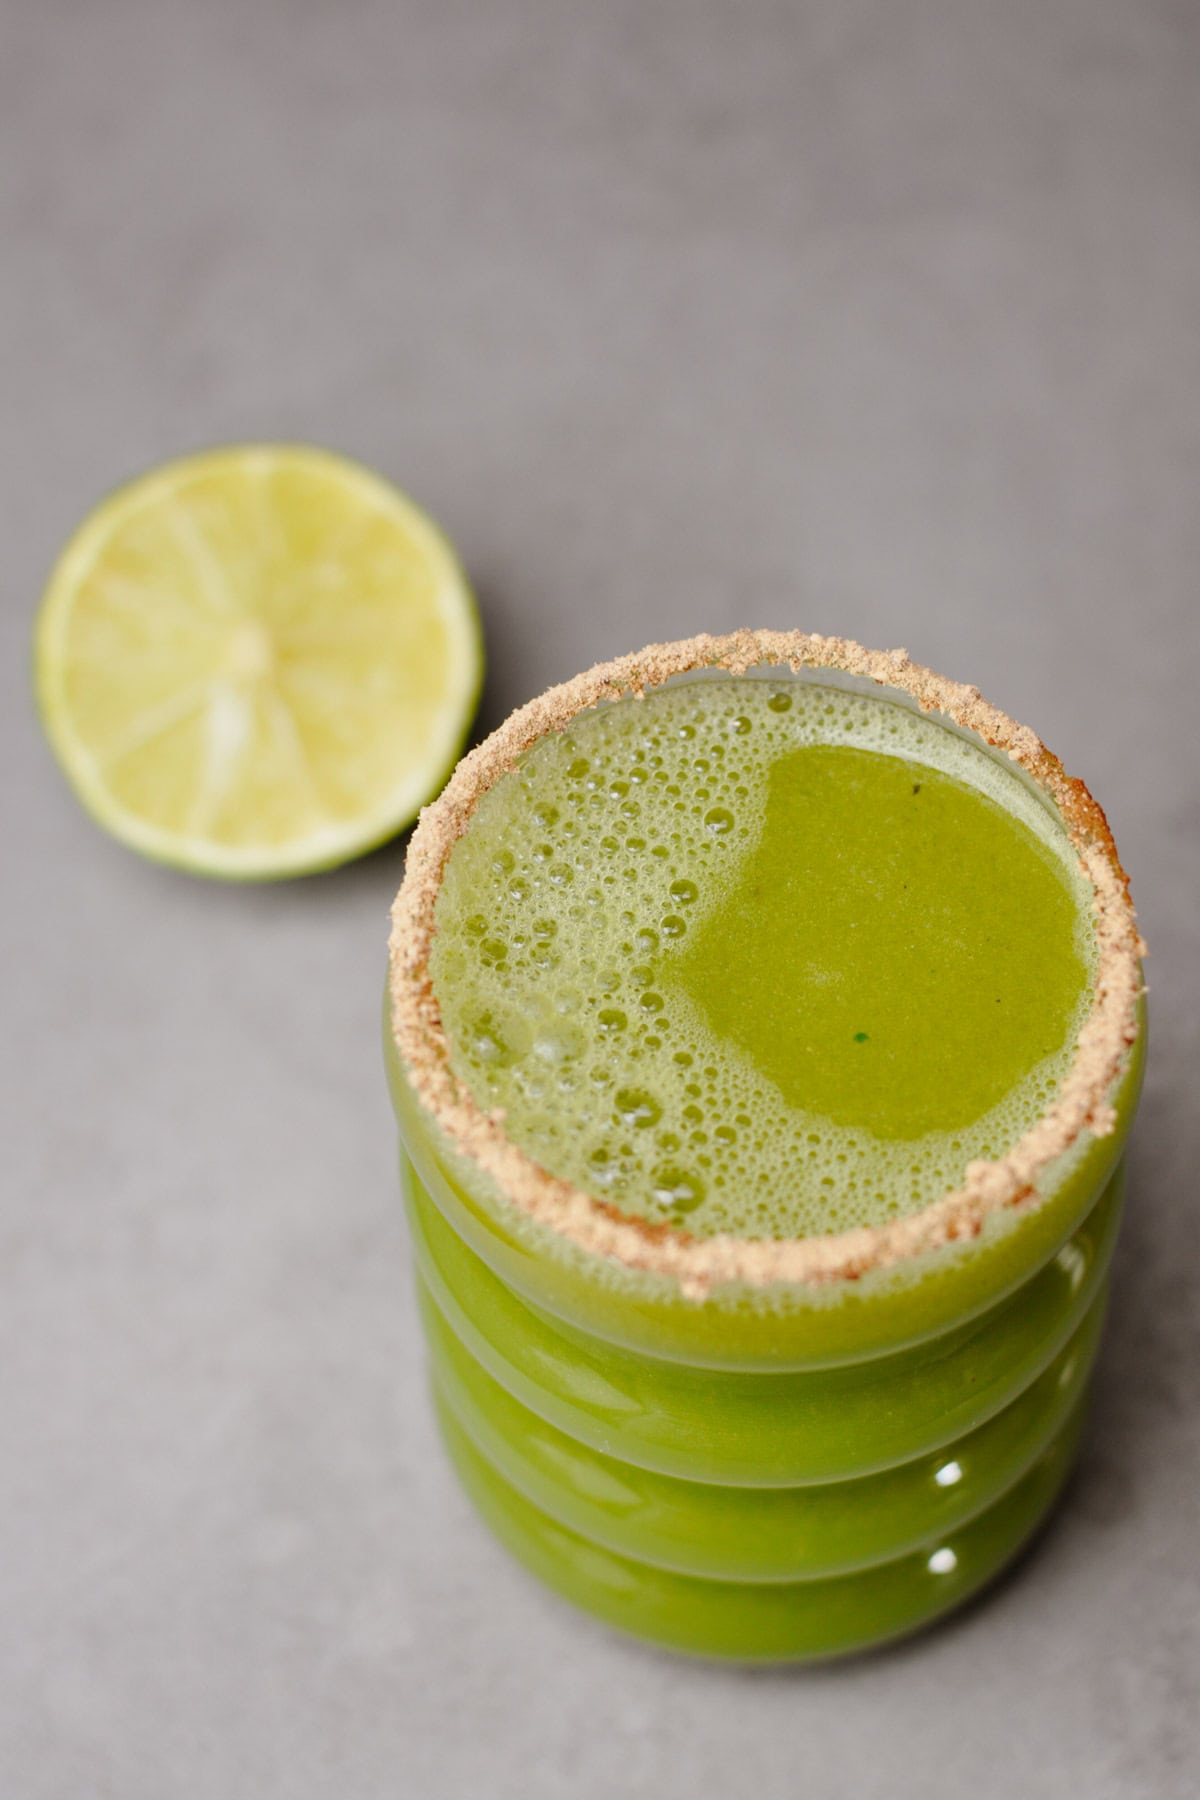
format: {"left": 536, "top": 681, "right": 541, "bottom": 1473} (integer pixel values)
{"left": 387, "top": 642, "right": 1144, "bottom": 1660}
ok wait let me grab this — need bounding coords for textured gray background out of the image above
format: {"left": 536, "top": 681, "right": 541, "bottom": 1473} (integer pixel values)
{"left": 3, "top": 2, "right": 1199, "bottom": 1796}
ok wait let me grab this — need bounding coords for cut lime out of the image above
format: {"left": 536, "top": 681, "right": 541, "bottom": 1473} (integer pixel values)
{"left": 34, "top": 445, "right": 482, "bottom": 878}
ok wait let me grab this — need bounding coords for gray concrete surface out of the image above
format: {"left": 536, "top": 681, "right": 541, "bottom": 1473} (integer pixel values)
{"left": 2, "top": 2, "right": 1199, "bottom": 1795}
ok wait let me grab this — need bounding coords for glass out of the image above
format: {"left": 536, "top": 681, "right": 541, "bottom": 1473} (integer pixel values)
{"left": 385, "top": 633, "right": 1145, "bottom": 1661}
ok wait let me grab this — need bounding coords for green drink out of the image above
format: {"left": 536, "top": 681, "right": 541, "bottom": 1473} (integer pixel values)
{"left": 387, "top": 632, "right": 1144, "bottom": 1660}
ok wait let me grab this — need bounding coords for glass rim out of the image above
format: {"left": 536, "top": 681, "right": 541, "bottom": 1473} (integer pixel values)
{"left": 388, "top": 630, "right": 1145, "bottom": 1299}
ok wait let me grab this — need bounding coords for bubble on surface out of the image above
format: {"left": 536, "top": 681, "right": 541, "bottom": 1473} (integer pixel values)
{"left": 463, "top": 1008, "right": 530, "bottom": 1070}
{"left": 650, "top": 1166, "right": 706, "bottom": 1214}
{"left": 430, "top": 676, "right": 1097, "bottom": 1239}
{"left": 613, "top": 1088, "right": 663, "bottom": 1130}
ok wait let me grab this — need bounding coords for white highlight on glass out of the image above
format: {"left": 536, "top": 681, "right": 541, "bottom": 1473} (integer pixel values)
{"left": 934, "top": 1460, "right": 963, "bottom": 1488}
{"left": 928, "top": 1546, "right": 958, "bottom": 1575}
{"left": 1056, "top": 1242, "right": 1087, "bottom": 1291}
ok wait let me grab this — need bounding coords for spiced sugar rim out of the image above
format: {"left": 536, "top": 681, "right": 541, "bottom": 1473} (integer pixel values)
{"left": 388, "top": 630, "right": 1144, "bottom": 1299}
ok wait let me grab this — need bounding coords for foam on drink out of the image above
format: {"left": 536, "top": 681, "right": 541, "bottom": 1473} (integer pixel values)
{"left": 430, "top": 677, "right": 1096, "bottom": 1239}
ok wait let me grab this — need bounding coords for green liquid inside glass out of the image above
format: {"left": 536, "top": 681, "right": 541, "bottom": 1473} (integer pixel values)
{"left": 392, "top": 669, "right": 1140, "bottom": 1661}
{"left": 430, "top": 678, "right": 1093, "bottom": 1238}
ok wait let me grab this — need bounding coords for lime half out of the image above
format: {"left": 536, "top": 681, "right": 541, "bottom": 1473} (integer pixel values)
{"left": 35, "top": 445, "right": 482, "bottom": 878}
